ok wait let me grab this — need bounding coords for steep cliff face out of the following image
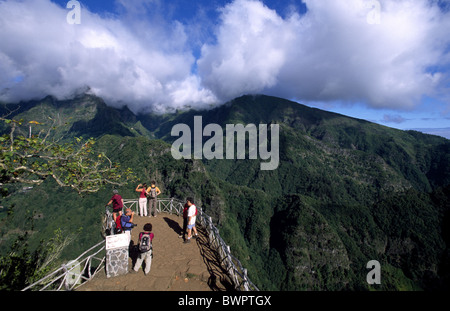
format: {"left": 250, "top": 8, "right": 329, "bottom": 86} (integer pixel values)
{"left": 271, "top": 195, "right": 351, "bottom": 290}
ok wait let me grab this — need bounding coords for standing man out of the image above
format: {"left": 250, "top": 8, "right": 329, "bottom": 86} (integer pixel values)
{"left": 184, "top": 197, "right": 198, "bottom": 244}
{"left": 121, "top": 208, "right": 136, "bottom": 243}
{"left": 179, "top": 202, "right": 189, "bottom": 241}
{"left": 106, "top": 189, "right": 124, "bottom": 221}
{"left": 146, "top": 181, "right": 161, "bottom": 217}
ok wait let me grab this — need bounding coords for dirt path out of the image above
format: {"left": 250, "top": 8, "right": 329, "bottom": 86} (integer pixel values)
{"left": 77, "top": 213, "right": 234, "bottom": 291}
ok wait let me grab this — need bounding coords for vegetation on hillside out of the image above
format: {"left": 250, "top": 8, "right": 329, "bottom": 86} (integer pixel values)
{"left": 144, "top": 95, "right": 450, "bottom": 290}
{"left": 1, "top": 94, "right": 449, "bottom": 291}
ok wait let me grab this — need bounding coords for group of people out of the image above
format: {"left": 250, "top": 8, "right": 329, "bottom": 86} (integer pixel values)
{"left": 135, "top": 181, "right": 161, "bottom": 217}
{"left": 105, "top": 189, "right": 136, "bottom": 242}
{"left": 104, "top": 187, "right": 199, "bottom": 275}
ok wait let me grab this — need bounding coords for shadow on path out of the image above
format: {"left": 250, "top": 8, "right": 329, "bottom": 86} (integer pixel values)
{"left": 195, "top": 226, "right": 236, "bottom": 291}
{"left": 164, "top": 216, "right": 235, "bottom": 291}
{"left": 163, "top": 217, "right": 182, "bottom": 235}
{"left": 77, "top": 213, "right": 237, "bottom": 291}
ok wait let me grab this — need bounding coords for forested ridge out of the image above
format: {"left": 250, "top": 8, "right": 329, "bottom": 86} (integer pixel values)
{"left": 1, "top": 94, "right": 449, "bottom": 290}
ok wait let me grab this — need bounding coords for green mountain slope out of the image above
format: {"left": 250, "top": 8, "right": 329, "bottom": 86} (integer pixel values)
{"left": 0, "top": 94, "right": 153, "bottom": 140}
{"left": 1, "top": 94, "right": 449, "bottom": 291}
{"left": 137, "top": 94, "right": 450, "bottom": 290}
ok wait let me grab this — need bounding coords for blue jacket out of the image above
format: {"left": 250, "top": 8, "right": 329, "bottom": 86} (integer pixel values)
{"left": 121, "top": 215, "right": 133, "bottom": 231}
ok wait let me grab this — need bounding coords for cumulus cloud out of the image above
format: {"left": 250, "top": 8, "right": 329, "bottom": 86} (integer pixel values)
{"left": 1, "top": 0, "right": 450, "bottom": 113}
{"left": 197, "top": 0, "right": 291, "bottom": 100}
{"left": 0, "top": 0, "right": 217, "bottom": 112}
{"left": 198, "top": 0, "right": 450, "bottom": 110}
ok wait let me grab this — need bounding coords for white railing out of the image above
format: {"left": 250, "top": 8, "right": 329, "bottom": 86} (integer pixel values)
{"left": 21, "top": 240, "right": 106, "bottom": 291}
{"left": 22, "top": 198, "right": 258, "bottom": 291}
{"left": 124, "top": 197, "right": 184, "bottom": 215}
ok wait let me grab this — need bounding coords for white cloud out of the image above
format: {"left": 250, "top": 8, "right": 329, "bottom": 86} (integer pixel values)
{"left": 198, "top": 0, "right": 450, "bottom": 110}
{"left": 1, "top": 0, "right": 449, "bottom": 113}
{"left": 197, "top": 0, "right": 292, "bottom": 100}
{"left": 0, "top": 0, "right": 217, "bottom": 112}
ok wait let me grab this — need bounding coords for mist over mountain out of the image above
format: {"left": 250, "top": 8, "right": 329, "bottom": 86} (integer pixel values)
{"left": 2, "top": 0, "right": 450, "bottom": 114}
{"left": 1, "top": 93, "right": 449, "bottom": 291}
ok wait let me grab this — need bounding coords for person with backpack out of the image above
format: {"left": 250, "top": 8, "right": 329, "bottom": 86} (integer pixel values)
{"left": 184, "top": 197, "right": 198, "bottom": 244}
{"left": 146, "top": 181, "right": 161, "bottom": 217}
{"left": 133, "top": 223, "right": 154, "bottom": 275}
{"left": 135, "top": 183, "right": 148, "bottom": 216}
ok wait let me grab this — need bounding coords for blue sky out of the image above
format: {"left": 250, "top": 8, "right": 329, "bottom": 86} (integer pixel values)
{"left": 1, "top": 0, "right": 449, "bottom": 138}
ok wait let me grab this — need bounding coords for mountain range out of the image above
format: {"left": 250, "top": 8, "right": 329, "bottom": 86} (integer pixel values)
{"left": 1, "top": 93, "right": 449, "bottom": 291}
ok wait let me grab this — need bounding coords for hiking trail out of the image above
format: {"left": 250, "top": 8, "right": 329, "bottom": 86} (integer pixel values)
{"left": 77, "top": 213, "right": 234, "bottom": 291}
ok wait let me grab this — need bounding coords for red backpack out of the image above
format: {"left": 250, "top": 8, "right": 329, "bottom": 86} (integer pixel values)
{"left": 114, "top": 215, "right": 122, "bottom": 234}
